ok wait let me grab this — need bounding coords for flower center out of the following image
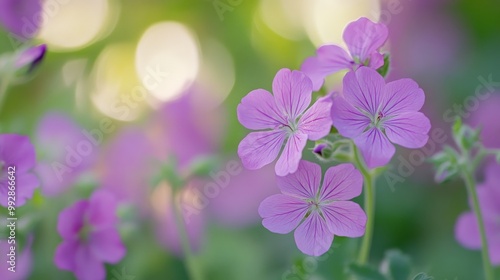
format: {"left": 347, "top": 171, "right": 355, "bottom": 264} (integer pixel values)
{"left": 281, "top": 118, "right": 299, "bottom": 134}
{"left": 373, "top": 111, "right": 385, "bottom": 128}
{"left": 78, "top": 223, "right": 93, "bottom": 243}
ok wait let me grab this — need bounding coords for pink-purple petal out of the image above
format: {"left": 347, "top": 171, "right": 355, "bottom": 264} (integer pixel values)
{"left": 331, "top": 94, "right": 371, "bottom": 138}
{"left": 320, "top": 164, "right": 363, "bottom": 201}
{"left": 259, "top": 194, "right": 309, "bottom": 234}
{"left": 343, "top": 67, "right": 385, "bottom": 116}
{"left": 57, "top": 200, "right": 88, "bottom": 238}
{"left": 0, "top": 134, "right": 36, "bottom": 173}
{"left": 368, "top": 52, "right": 384, "bottom": 69}
{"left": 89, "top": 228, "right": 126, "bottom": 263}
{"left": 237, "top": 89, "right": 286, "bottom": 130}
{"left": 321, "top": 201, "right": 366, "bottom": 237}
{"left": 275, "top": 133, "right": 307, "bottom": 176}
{"left": 354, "top": 127, "right": 395, "bottom": 169}
{"left": 87, "top": 190, "right": 118, "bottom": 229}
{"left": 272, "top": 69, "right": 313, "bottom": 119}
{"left": 12, "top": 173, "right": 39, "bottom": 207}
{"left": 238, "top": 130, "right": 286, "bottom": 170}
{"left": 54, "top": 240, "right": 79, "bottom": 271}
{"left": 384, "top": 112, "right": 431, "bottom": 149}
{"left": 74, "top": 245, "right": 106, "bottom": 280}
{"left": 381, "top": 78, "right": 425, "bottom": 116}
{"left": 343, "top": 17, "right": 388, "bottom": 62}
{"left": 276, "top": 160, "right": 322, "bottom": 199}
{"left": 455, "top": 212, "right": 481, "bottom": 249}
{"left": 298, "top": 94, "right": 334, "bottom": 141}
{"left": 294, "top": 212, "right": 333, "bottom": 256}
{"left": 300, "top": 45, "right": 352, "bottom": 91}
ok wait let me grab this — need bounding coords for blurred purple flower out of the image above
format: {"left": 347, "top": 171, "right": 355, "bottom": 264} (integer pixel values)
{"left": 259, "top": 160, "right": 366, "bottom": 256}
{"left": 99, "top": 89, "right": 222, "bottom": 255}
{"left": 210, "top": 163, "right": 277, "bottom": 227}
{"left": 15, "top": 44, "right": 46, "bottom": 73}
{"left": 152, "top": 88, "right": 224, "bottom": 168}
{"left": 0, "top": 0, "right": 42, "bottom": 40}
{"left": 0, "top": 134, "right": 38, "bottom": 207}
{"left": 455, "top": 162, "right": 500, "bottom": 265}
{"left": 237, "top": 68, "right": 333, "bottom": 176}
{"left": 332, "top": 67, "right": 431, "bottom": 168}
{"left": 34, "top": 112, "right": 95, "bottom": 196}
{"left": 301, "top": 17, "right": 388, "bottom": 91}
{"left": 0, "top": 236, "right": 33, "bottom": 280}
{"left": 152, "top": 182, "right": 204, "bottom": 255}
{"left": 55, "top": 190, "right": 126, "bottom": 280}
{"left": 469, "top": 94, "right": 500, "bottom": 149}
{"left": 100, "top": 128, "right": 155, "bottom": 211}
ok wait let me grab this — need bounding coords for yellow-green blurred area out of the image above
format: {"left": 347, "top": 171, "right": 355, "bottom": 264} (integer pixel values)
{"left": 1, "top": 0, "right": 500, "bottom": 279}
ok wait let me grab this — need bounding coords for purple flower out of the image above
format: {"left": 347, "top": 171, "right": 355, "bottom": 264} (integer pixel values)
{"left": 258, "top": 160, "right": 366, "bottom": 256}
{"left": 55, "top": 190, "right": 126, "bottom": 280}
{"left": 15, "top": 44, "right": 47, "bottom": 73}
{"left": 152, "top": 181, "right": 204, "bottom": 256}
{"left": 0, "top": 134, "right": 38, "bottom": 207}
{"left": 470, "top": 94, "right": 500, "bottom": 149}
{"left": 0, "top": 0, "right": 42, "bottom": 40}
{"left": 34, "top": 112, "right": 96, "bottom": 197}
{"left": 100, "top": 128, "right": 156, "bottom": 212}
{"left": 301, "top": 17, "right": 388, "bottom": 91}
{"left": 209, "top": 162, "right": 277, "bottom": 227}
{"left": 237, "top": 69, "right": 333, "bottom": 176}
{"left": 332, "top": 67, "right": 431, "bottom": 168}
{"left": 455, "top": 163, "right": 500, "bottom": 265}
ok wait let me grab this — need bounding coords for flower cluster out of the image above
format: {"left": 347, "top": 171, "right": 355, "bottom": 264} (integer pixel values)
{"left": 237, "top": 17, "right": 431, "bottom": 256}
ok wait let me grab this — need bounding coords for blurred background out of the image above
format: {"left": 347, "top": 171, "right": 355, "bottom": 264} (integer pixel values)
{"left": 1, "top": 0, "right": 500, "bottom": 279}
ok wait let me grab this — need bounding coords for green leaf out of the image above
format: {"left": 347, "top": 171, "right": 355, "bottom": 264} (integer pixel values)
{"left": 348, "top": 263, "right": 388, "bottom": 280}
{"left": 383, "top": 250, "right": 411, "bottom": 280}
{"left": 452, "top": 117, "right": 463, "bottom": 137}
{"left": 376, "top": 53, "right": 390, "bottom": 77}
{"left": 186, "top": 156, "right": 220, "bottom": 178}
{"left": 434, "top": 161, "right": 459, "bottom": 183}
{"left": 412, "top": 272, "right": 433, "bottom": 280}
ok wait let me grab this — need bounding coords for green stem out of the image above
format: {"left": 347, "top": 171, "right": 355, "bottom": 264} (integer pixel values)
{"left": 353, "top": 145, "right": 375, "bottom": 264}
{"left": 462, "top": 169, "right": 495, "bottom": 280}
{"left": 171, "top": 190, "right": 204, "bottom": 280}
{"left": 0, "top": 78, "right": 8, "bottom": 112}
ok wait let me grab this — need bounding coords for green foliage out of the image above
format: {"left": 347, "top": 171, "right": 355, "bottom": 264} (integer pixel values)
{"left": 348, "top": 263, "right": 387, "bottom": 280}
{"left": 376, "top": 53, "right": 390, "bottom": 78}
{"left": 384, "top": 250, "right": 411, "bottom": 280}
{"left": 412, "top": 272, "right": 434, "bottom": 280}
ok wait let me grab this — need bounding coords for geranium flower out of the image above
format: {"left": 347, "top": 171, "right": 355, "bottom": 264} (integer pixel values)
{"left": 259, "top": 160, "right": 366, "bottom": 256}
{"left": 0, "top": 134, "right": 38, "bottom": 207}
{"left": 0, "top": 0, "right": 42, "bottom": 40}
{"left": 54, "top": 190, "right": 126, "bottom": 280}
{"left": 332, "top": 67, "right": 431, "bottom": 168}
{"left": 301, "top": 17, "right": 388, "bottom": 91}
{"left": 15, "top": 44, "right": 47, "bottom": 73}
{"left": 237, "top": 69, "right": 333, "bottom": 176}
{"left": 34, "top": 112, "right": 96, "bottom": 197}
{"left": 455, "top": 162, "right": 500, "bottom": 265}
